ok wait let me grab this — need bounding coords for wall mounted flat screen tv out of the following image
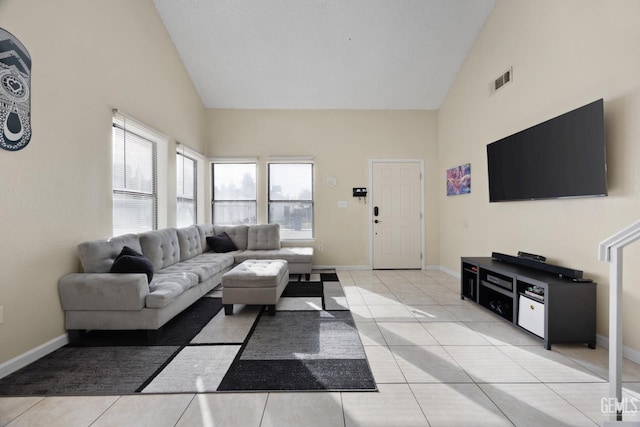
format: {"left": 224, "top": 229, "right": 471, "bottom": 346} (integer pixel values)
{"left": 487, "top": 99, "right": 607, "bottom": 202}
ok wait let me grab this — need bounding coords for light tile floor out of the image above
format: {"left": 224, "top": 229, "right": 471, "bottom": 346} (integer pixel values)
{"left": 2, "top": 269, "right": 640, "bottom": 426}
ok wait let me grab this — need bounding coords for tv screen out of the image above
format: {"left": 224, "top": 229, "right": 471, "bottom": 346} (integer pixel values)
{"left": 487, "top": 99, "right": 607, "bottom": 202}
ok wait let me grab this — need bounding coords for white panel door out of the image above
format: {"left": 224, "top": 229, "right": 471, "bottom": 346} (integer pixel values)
{"left": 372, "top": 161, "right": 422, "bottom": 269}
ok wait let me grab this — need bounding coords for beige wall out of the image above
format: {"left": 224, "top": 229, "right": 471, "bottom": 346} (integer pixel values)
{"left": 0, "top": 0, "right": 205, "bottom": 364}
{"left": 439, "top": 0, "right": 640, "bottom": 348}
{"left": 206, "top": 109, "right": 439, "bottom": 267}
{"left": 4, "top": 0, "right": 638, "bottom": 366}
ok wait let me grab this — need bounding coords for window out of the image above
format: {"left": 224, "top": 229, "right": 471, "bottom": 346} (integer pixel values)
{"left": 268, "top": 163, "right": 313, "bottom": 239}
{"left": 112, "top": 112, "right": 162, "bottom": 236}
{"left": 176, "top": 152, "right": 197, "bottom": 227}
{"left": 212, "top": 163, "right": 257, "bottom": 225}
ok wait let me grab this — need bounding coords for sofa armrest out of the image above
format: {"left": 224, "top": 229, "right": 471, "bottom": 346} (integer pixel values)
{"left": 59, "top": 273, "right": 148, "bottom": 311}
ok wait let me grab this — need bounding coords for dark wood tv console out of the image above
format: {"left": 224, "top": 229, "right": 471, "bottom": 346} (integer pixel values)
{"left": 461, "top": 256, "right": 596, "bottom": 350}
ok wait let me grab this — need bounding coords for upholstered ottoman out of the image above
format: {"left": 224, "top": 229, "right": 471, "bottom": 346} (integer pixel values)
{"left": 222, "top": 259, "right": 289, "bottom": 316}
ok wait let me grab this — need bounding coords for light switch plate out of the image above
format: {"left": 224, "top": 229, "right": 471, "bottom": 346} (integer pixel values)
{"left": 337, "top": 201, "right": 347, "bottom": 208}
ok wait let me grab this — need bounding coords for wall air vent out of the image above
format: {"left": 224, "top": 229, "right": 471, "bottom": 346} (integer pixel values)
{"left": 490, "top": 67, "right": 513, "bottom": 95}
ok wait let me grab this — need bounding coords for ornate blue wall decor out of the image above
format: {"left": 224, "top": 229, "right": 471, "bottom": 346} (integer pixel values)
{"left": 0, "top": 28, "right": 31, "bottom": 151}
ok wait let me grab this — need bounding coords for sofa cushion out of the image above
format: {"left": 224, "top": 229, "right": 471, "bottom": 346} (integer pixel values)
{"left": 196, "top": 224, "right": 215, "bottom": 251}
{"left": 109, "top": 246, "right": 154, "bottom": 283}
{"left": 214, "top": 225, "right": 248, "bottom": 250}
{"left": 159, "top": 251, "right": 232, "bottom": 283}
{"left": 247, "top": 224, "right": 281, "bottom": 250}
{"left": 78, "top": 234, "right": 142, "bottom": 273}
{"left": 177, "top": 225, "right": 203, "bottom": 261}
{"left": 146, "top": 272, "right": 199, "bottom": 308}
{"left": 207, "top": 232, "right": 237, "bottom": 253}
{"left": 139, "top": 228, "right": 181, "bottom": 270}
{"left": 188, "top": 252, "right": 236, "bottom": 272}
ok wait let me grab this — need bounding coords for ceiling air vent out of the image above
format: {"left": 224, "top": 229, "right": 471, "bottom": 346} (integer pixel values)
{"left": 490, "top": 67, "right": 513, "bottom": 95}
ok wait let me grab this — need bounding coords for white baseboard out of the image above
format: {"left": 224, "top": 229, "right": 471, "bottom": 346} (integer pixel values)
{"left": 438, "top": 265, "right": 460, "bottom": 278}
{"left": 596, "top": 334, "right": 640, "bottom": 365}
{"left": 314, "top": 265, "right": 371, "bottom": 271}
{"left": 0, "top": 334, "right": 68, "bottom": 379}
{"left": 316, "top": 264, "right": 462, "bottom": 275}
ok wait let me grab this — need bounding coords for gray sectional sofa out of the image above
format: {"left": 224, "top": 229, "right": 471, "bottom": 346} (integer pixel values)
{"left": 58, "top": 224, "right": 313, "bottom": 339}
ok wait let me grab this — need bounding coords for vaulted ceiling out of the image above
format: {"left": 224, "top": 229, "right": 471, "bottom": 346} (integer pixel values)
{"left": 153, "top": 0, "right": 495, "bottom": 110}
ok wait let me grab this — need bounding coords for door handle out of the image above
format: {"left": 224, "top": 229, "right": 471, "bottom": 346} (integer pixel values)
{"left": 374, "top": 206, "right": 379, "bottom": 216}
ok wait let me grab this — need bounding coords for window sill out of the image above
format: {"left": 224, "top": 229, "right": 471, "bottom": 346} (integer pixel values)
{"left": 281, "top": 239, "right": 315, "bottom": 246}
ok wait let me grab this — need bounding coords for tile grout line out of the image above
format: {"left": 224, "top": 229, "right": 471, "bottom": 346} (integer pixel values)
{"left": 172, "top": 393, "right": 198, "bottom": 427}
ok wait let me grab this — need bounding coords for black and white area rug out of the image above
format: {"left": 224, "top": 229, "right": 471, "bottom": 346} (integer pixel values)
{"left": 0, "top": 271, "right": 376, "bottom": 395}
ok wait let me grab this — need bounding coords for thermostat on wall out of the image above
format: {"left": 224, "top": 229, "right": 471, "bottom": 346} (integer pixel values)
{"left": 353, "top": 188, "right": 367, "bottom": 197}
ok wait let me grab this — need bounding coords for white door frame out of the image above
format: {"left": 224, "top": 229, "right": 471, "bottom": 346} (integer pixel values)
{"left": 369, "top": 159, "right": 425, "bottom": 270}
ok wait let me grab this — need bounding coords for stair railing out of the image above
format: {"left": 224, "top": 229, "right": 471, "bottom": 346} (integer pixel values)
{"left": 599, "top": 219, "right": 640, "bottom": 422}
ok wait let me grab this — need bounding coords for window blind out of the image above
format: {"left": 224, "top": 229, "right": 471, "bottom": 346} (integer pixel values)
{"left": 212, "top": 162, "right": 257, "bottom": 225}
{"left": 177, "top": 151, "right": 197, "bottom": 227}
{"left": 268, "top": 162, "right": 314, "bottom": 239}
{"left": 112, "top": 111, "right": 163, "bottom": 236}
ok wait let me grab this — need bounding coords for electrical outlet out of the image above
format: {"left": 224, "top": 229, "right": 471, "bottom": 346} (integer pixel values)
{"left": 0, "top": 306, "right": 4, "bottom": 324}
{"left": 318, "top": 244, "right": 324, "bottom": 252}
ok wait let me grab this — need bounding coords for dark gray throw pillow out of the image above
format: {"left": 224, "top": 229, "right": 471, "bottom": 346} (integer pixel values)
{"left": 118, "top": 245, "right": 144, "bottom": 258}
{"left": 110, "top": 246, "right": 154, "bottom": 283}
{"left": 207, "top": 232, "right": 238, "bottom": 253}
